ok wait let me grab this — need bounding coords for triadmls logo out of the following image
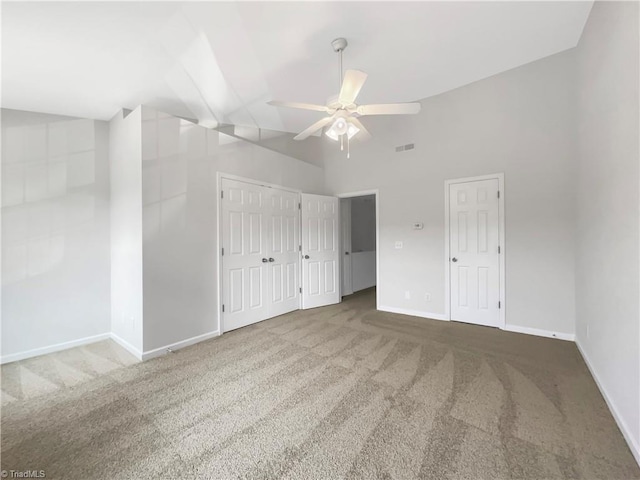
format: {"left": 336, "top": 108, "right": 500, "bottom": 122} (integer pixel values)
{"left": 1, "top": 471, "right": 46, "bottom": 479}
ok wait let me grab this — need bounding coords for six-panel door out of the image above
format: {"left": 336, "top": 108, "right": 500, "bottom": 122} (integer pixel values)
{"left": 301, "top": 193, "right": 340, "bottom": 309}
{"left": 449, "top": 179, "right": 500, "bottom": 327}
{"left": 268, "top": 189, "right": 301, "bottom": 317}
{"left": 221, "top": 179, "right": 269, "bottom": 332}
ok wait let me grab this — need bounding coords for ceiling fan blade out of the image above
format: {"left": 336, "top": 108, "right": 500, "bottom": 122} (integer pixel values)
{"left": 294, "top": 116, "right": 334, "bottom": 141}
{"left": 338, "top": 70, "right": 368, "bottom": 105}
{"left": 348, "top": 117, "right": 372, "bottom": 141}
{"left": 356, "top": 103, "right": 421, "bottom": 116}
{"left": 268, "top": 100, "right": 329, "bottom": 112}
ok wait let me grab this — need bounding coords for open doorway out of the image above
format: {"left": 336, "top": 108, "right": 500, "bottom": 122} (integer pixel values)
{"left": 339, "top": 192, "right": 378, "bottom": 303}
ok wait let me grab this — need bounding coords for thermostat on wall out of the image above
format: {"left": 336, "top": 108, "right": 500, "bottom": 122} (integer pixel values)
{"left": 413, "top": 222, "right": 424, "bottom": 230}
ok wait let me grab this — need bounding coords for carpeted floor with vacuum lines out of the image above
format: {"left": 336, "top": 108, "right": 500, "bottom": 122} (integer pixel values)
{"left": 2, "top": 288, "right": 639, "bottom": 479}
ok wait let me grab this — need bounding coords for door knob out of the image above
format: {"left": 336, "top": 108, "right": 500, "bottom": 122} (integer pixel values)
{"left": 345, "top": 252, "right": 350, "bottom": 255}
{"left": 262, "top": 258, "right": 268, "bottom": 263}
{"left": 451, "top": 257, "right": 458, "bottom": 262}
{"left": 268, "top": 258, "right": 275, "bottom": 262}
{"left": 304, "top": 255, "right": 310, "bottom": 259}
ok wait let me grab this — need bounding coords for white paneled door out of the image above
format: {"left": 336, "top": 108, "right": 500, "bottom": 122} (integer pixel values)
{"left": 221, "top": 179, "right": 300, "bottom": 332}
{"left": 449, "top": 179, "right": 501, "bottom": 327}
{"left": 301, "top": 194, "right": 340, "bottom": 309}
{"left": 268, "top": 188, "right": 301, "bottom": 317}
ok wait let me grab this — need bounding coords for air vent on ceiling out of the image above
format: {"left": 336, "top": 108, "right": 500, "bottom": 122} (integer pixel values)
{"left": 395, "top": 143, "right": 415, "bottom": 153}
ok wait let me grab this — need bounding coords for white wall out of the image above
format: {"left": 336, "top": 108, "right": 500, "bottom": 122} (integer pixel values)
{"left": 140, "top": 106, "right": 324, "bottom": 353}
{"left": 1, "top": 109, "right": 111, "bottom": 361}
{"left": 325, "top": 49, "right": 577, "bottom": 335}
{"left": 574, "top": 1, "right": 639, "bottom": 462}
{"left": 109, "top": 107, "right": 143, "bottom": 354}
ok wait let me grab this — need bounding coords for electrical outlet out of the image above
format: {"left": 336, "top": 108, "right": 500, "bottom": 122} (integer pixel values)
{"left": 405, "top": 291, "right": 411, "bottom": 300}
{"left": 425, "top": 293, "right": 431, "bottom": 301}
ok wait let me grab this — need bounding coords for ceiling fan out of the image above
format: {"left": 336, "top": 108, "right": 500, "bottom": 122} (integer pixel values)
{"left": 267, "top": 38, "right": 421, "bottom": 157}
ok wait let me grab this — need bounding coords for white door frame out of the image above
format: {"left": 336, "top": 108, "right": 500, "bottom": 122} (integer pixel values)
{"left": 340, "top": 198, "right": 353, "bottom": 296}
{"left": 336, "top": 189, "right": 380, "bottom": 310}
{"left": 444, "top": 173, "right": 506, "bottom": 329}
{"left": 216, "top": 172, "right": 302, "bottom": 335}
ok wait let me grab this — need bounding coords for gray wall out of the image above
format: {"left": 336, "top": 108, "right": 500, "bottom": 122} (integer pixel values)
{"left": 575, "top": 1, "right": 639, "bottom": 459}
{"left": 1, "top": 109, "right": 111, "bottom": 360}
{"left": 325, "top": 49, "right": 577, "bottom": 335}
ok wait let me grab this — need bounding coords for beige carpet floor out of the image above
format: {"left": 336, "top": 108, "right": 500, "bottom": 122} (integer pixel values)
{"left": 2, "top": 289, "right": 639, "bottom": 479}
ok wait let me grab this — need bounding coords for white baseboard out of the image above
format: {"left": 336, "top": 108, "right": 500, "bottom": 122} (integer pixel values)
{"left": 576, "top": 339, "right": 640, "bottom": 467}
{"left": 0, "top": 332, "right": 111, "bottom": 364}
{"left": 110, "top": 333, "right": 143, "bottom": 361}
{"left": 503, "top": 324, "right": 575, "bottom": 341}
{"left": 377, "top": 305, "right": 448, "bottom": 322}
{"left": 141, "top": 330, "right": 220, "bottom": 361}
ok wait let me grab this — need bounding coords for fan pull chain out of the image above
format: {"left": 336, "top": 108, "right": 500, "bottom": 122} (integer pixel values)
{"left": 347, "top": 135, "right": 351, "bottom": 159}
{"left": 340, "top": 134, "right": 344, "bottom": 151}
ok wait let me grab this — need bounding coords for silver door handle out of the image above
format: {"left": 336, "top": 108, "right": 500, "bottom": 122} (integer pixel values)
{"left": 268, "top": 258, "right": 275, "bottom": 262}
{"left": 262, "top": 258, "right": 268, "bottom": 263}
{"left": 451, "top": 257, "right": 458, "bottom": 262}
{"left": 304, "top": 255, "right": 310, "bottom": 259}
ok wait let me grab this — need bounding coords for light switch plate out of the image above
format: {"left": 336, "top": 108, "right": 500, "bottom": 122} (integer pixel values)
{"left": 395, "top": 241, "right": 403, "bottom": 249}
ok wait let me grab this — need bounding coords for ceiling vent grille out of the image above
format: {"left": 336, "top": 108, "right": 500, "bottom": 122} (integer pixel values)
{"left": 395, "top": 143, "right": 415, "bottom": 152}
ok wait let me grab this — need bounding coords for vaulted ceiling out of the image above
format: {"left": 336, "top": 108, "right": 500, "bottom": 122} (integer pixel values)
{"left": 2, "top": 1, "right": 593, "bottom": 134}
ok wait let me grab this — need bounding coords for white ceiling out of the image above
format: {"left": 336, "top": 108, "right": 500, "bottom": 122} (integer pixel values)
{"left": 2, "top": 1, "right": 593, "bottom": 134}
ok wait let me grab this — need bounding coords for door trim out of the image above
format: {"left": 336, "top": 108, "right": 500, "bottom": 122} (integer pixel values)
{"left": 216, "top": 172, "right": 303, "bottom": 335}
{"left": 336, "top": 189, "right": 380, "bottom": 311}
{"left": 444, "top": 173, "right": 505, "bottom": 329}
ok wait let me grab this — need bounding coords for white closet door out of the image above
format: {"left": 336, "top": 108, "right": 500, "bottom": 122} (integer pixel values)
{"left": 268, "top": 188, "right": 301, "bottom": 317}
{"left": 449, "top": 178, "right": 500, "bottom": 327}
{"left": 221, "top": 179, "right": 269, "bottom": 332}
{"left": 301, "top": 193, "right": 340, "bottom": 309}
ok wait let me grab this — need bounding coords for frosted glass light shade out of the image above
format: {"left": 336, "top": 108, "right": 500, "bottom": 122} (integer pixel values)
{"left": 346, "top": 123, "right": 360, "bottom": 139}
{"left": 325, "top": 118, "right": 360, "bottom": 141}
{"left": 325, "top": 127, "right": 339, "bottom": 141}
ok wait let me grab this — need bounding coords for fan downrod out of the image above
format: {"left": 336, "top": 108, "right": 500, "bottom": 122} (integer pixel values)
{"left": 331, "top": 38, "right": 348, "bottom": 53}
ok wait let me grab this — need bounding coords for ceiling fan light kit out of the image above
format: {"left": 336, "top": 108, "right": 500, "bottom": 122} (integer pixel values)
{"left": 268, "top": 37, "right": 421, "bottom": 157}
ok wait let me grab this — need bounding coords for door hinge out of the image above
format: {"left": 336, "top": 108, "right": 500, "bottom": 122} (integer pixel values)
{"left": 498, "top": 246, "right": 501, "bottom": 254}
{"left": 221, "top": 248, "right": 224, "bottom": 256}
{"left": 498, "top": 301, "right": 501, "bottom": 309}
{"left": 299, "top": 245, "right": 302, "bottom": 252}
{"left": 299, "top": 287, "right": 302, "bottom": 293}
{"left": 221, "top": 190, "right": 224, "bottom": 199}
{"left": 497, "top": 191, "right": 500, "bottom": 199}
{"left": 222, "top": 304, "right": 225, "bottom": 312}
{"left": 298, "top": 202, "right": 301, "bottom": 210}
